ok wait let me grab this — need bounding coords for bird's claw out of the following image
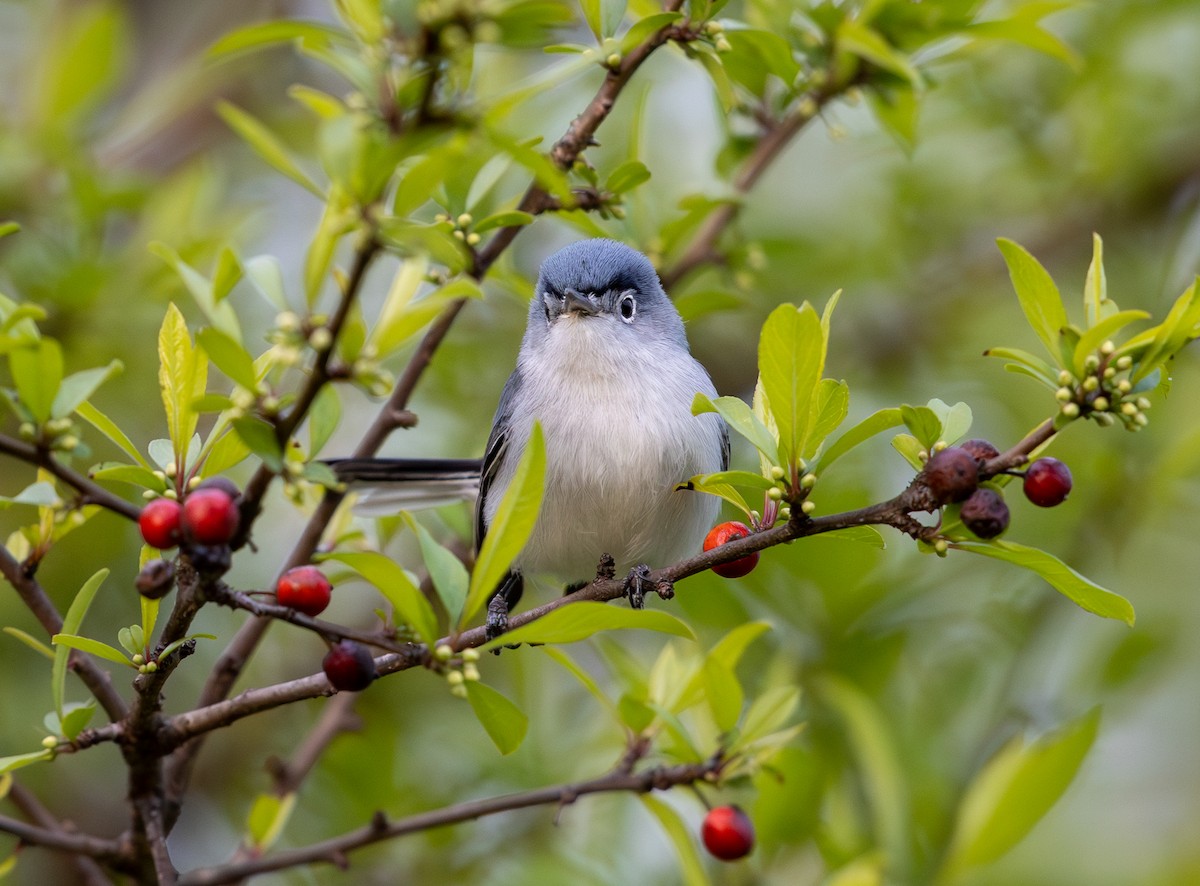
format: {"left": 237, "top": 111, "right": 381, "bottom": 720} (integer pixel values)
{"left": 624, "top": 564, "right": 652, "bottom": 610}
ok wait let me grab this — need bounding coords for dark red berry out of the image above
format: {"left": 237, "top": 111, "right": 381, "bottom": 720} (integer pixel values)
{"left": 139, "top": 498, "right": 183, "bottom": 549}
{"left": 182, "top": 488, "right": 240, "bottom": 545}
{"left": 188, "top": 544, "right": 232, "bottom": 576}
{"left": 1023, "top": 457, "right": 1073, "bottom": 507}
{"left": 701, "top": 805, "right": 755, "bottom": 861}
{"left": 196, "top": 476, "right": 242, "bottom": 500}
{"left": 322, "top": 641, "right": 376, "bottom": 692}
{"left": 922, "top": 447, "right": 980, "bottom": 504}
{"left": 276, "top": 566, "right": 332, "bottom": 617}
{"left": 960, "top": 488, "right": 1010, "bottom": 539}
{"left": 136, "top": 559, "right": 176, "bottom": 600}
{"left": 703, "top": 522, "right": 759, "bottom": 579}
{"left": 959, "top": 438, "right": 1000, "bottom": 464}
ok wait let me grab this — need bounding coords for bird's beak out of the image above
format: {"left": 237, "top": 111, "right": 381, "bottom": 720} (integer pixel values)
{"left": 562, "top": 289, "right": 600, "bottom": 316}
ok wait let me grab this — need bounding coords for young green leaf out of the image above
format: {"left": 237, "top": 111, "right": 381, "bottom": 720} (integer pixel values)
{"left": 641, "top": 796, "right": 708, "bottom": 886}
{"left": 1073, "top": 310, "right": 1149, "bottom": 378}
{"left": 76, "top": 401, "right": 151, "bottom": 468}
{"left": 462, "top": 422, "right": 546, "bottom": 628}
{"left": 479, "top": 602, "right": 694, "bottom": 652}
{"left": 538, "top": 646, "right": 621, "bottom": 722}
{"left": 997, "top": 239, "right": 1070, "bottom": 362}
{"left": 321, "top": 551, "right": 439, "bottom": 645}
{"left": 692, "top": 392, "right": 778, "bottom": 463}
{"left": 940, "top": 707, "right": 1100, "bottom": 877}
{"left": 1084, "top": 232, "right": 1108, "bottom": 326}
{"left": 464, "top": 681, "right": 528, "bottom": 755}
{"left": 402, "top": 514, "right": 469, "bottom": 624}
{"left": 0, "top": 749, "right": 55, "bottom": 775}
{"left": 51, "top": 360, "right": 123, "bottom": 420}
{"left": 814, "top": 407, "right": 904, "bottom": 474}
{"left": 805, "top": 379, "right": 850, "bottom": 459}
{"left": 245, "top": 792, "right": 297, "bottom": 851}
{"left": 52, "top": 569, "right": 110, "bottom": 718}
{"left": 216, "top": 101, "right": 323, "bottom": 198}
{"left": 158, "top": 304, "right": 209, "bottom": 465}
{"left": 206, "top": 19, "right": 352, "bottom": 60}
{"left": 9, "top": 339, "right": 63, "bottom": 424}
{"left": 758, "top": 303, "right": 826, "bottom": 470}
{"left": 52, "top": 634, "right": 133, "bottom": 667}
{"left": 953, "top": 540, "right": 1135, "bottom": 625}
{"left": 983, "top": 346, "right": 1062, "bottom": 389}
{"left": 3, "top": 627, "right": 55, "bottom": 660}
{"left": 59, "top": 701, "right": 97, "bottom": 741}
{"left": 198, "top": 328, "right": 260, "bottom": 392}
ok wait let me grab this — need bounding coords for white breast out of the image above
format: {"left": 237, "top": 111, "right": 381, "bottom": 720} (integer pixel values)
{"left": 489, "top": 315, "right": 725, "bottom": 585}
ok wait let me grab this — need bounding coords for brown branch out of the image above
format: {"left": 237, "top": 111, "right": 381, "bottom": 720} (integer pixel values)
{"left": 5, "top": 781, "right": 120, "bottom": 884}
{"left": 0, "top": 546, "right": 129, "bottom": 722}
{"left": 0, "top": 433, "right": 141, "bottom": 521}
{"left": 177, "top": 757, "right": 718, "bottom": 886}
{"left": 0, "top": 809, "right": 125, "bottom": 865}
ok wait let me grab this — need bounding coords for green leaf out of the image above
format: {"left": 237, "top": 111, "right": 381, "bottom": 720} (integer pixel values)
{"left": 480, "top": 602, "right": 694, "bottom": 652}
{"left": 149, "top": 242, "right": 242, "bottom": 342}
{"left": 819, "top": 676, "right": 911, "bottom": 878}
{"left": 3, "top": 627, "right": 55, "bottom": 660}
{"left": 692, "top": 393, "right": 778, "bottom": 463}
{"left": 722, "top": 28, "right": 801, "bottom": 94}
{"left": 51, "top": 360, "right": 123, "bottom": 420}
{"left": 826, "top": 525, "right": 887, "bottom": 549}
{"left": 900, "top": 404, "right": 942, "bottom": 449}
{"left": 997, "top": 239, "right": 1069, "bottom": 362}
{"left": 641, "top": 796, "right": 708, "bottom": 886}
{"left": 77, "top": 401, "right": 151, "bottom": 468}
{"left": 158, "top": 304, "right": 208, "bottom": 465}
{"left": 983, "top": 346, "right": 1061, "bottom": 389}
{"left": 941, "top": 708, "right": 1100, "bottom": 876}
{"left": 964, "top": 18, "right": 1081, "bottom": 69}
{"left": 838, "top": 19, "right": 922, "bottom": 85}
{"left": 212, "top": 246, "right": 244, "bottom": 303}
{"left": 206, "top": 19, "right": 352, "bottom": 60}
{"left": 308, "top": 385, "right": 341, "bottom": 457}
{"left": 0, "top": 221, "right": 19, "bottom": 238}
{"left": 198, "top": 328, "right": 260, "bottom": 392}
{"left": 580, "top": 0, "right": 603, "bottom": 40}
{"left": 1084, "top": 232, "right": 1108, "bottom": 327}
{"left": 10, "top": 339, "right": 63, "bottom": 424}
{"left": 806, "top": 379, "right": 850, "bottom": 459}
{"left": 402, "top": 514, "right": 469, "bottom": 624}
{"left": 245, "top": 792, "right": 297, "bottom": 851}
{"left": 463, "top": 422, "right": 546, "bottom": 629}
{"left": 231, "top": 416, "right": 284, "bottom": 472}
{"left": 758, "top": 303, "right": 825, "bottom": 470}
{"left": 0, "top": 481, "right": 62, "bottom": 509}
{"left": 735, "top": 684, "right": 800, "bottom": 749}
{"left": 464, "top": 681, "right": 528, "bottom": 755}
{"left": 1072, "top": 310, "right": 1150, "bottom": 377}
{"left": 59, "top": 701, "right": 96, "bottom": 740}
{"left": 0, "top": 750, "right": 55, "bottom": 775}
{"left": 52, "top": 569, "right": 110, "bottom": 718}
{"left": 929, "top": 399, "right": 973, "bottom": 445}
{"left": 619, "top": 11, "right": 683, "bottom": 53}
{"left": 243, "top": 255, "right": 291, "bottom": 311}
{"left": 472, "top": 210, "right": 535, "bottom": 234}
{"left": 539, "top": 646, "right": 621, "bottom": 722}
{"left": 1128, "top": 278, "right": 1200, "bottom": 383}
{"left": 954, "top": 540, "right": 1135, "bottom": 625}
{"left": 321, "top": 551, "right": 439, "bottom": 645}
{"left": 52, "top": 633, "right": 132, "bottom": 667}
{"left": 703, "top": 657, "right": 743, "bottom": 732}
{"left": 216, "top": 101, "right": 323, "bottom": 198}
{"left": 604, "top": 159, "right": 651, "bottom": 194}
{"left": 814, "top": 407, "right": 904, "bottom": 474}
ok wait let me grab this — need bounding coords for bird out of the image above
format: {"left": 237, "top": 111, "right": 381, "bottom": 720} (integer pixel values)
{"left": 333, "top": 239, "right": 729, "bottom": 639}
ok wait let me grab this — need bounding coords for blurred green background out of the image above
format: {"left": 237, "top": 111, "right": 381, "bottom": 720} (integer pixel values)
{"left": 1, "top": 0, "right": 1199, "bottom": 883}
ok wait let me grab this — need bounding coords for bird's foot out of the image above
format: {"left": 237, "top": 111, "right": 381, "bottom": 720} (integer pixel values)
{"left": 624, "top": 564, "right": 652, "bottom": 610}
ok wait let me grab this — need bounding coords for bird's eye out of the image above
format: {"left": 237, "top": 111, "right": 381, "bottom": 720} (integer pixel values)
{"left": 619, "top": 295, "right": 636, "bottom": 323}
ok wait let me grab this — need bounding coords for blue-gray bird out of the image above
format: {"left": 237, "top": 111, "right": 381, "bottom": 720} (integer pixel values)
{"left": 333, "top": 239, "right": 729, "bottom": 638}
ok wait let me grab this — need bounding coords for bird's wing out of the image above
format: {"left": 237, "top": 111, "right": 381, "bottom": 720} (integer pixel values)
{"left": 328, "top": 458, "right": 482, "bottom": 515}
{"left": 475, "top": 368, "right": 524, "bottom": 554}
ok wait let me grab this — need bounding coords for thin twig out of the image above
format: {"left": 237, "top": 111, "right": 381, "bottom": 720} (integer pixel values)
{"left": 177, "top": 757, "right": 718, "bottom": 886}
{"left": 5, "top": 781, "right": 119, "bottom": 884}
{"left": 0, "top": 434, "right": 141, "bottom": 520}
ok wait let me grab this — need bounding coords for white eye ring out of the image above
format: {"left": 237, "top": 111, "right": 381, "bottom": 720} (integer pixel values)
{"left": 618, "top": 294, "right": 636, "bottom": 323}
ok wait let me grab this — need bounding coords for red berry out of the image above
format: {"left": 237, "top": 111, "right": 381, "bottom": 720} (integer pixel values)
{"left": 703, "top": 522, "right": 759, "bottom": 579}
{"left": 182, "top": 488, "right": 240, "bottom": 545}
{"left": 922, "top": 447, "right": 980, "bottom": 504}
{"left": 960, "top": 488, "right": 1010, "bottom": 539}
{"left": 139, "top": 498, "right": 183, "bottom": 549}
{"left": 322, "top": 641, "right": 376, "bottom": 692}
{"left": 701, "top": 805, "right": 755, "bottom": 861}
{"left": 276, "top": 566, "right": 332, "bottom": 617}
{"left": 1023, "top": 457, "right": 1072, "bottom": 507}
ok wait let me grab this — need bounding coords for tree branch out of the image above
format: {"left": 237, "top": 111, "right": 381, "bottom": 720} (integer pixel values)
{"left": 177, "top": 757, "right": 718, "bottom": 886}
{"left": 4, "top": 781, "right": 120, "bottom": 884}
{"left": 0, "top": 433, "right": 141, "bottom": 521}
